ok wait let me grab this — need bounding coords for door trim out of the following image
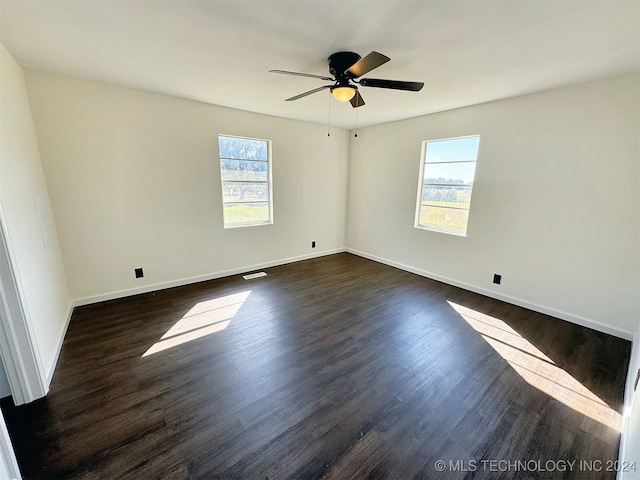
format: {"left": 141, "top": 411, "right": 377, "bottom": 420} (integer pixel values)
{"left": 0, "top": 209, "right": 47, "bottom": 405}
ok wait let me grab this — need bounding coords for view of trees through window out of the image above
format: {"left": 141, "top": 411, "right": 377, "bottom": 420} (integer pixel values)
{"left": 415, "top": 135, "right": 480, "bottom": 236}
{"left": 218, "top": 135, "right": 272, "bottom": 227}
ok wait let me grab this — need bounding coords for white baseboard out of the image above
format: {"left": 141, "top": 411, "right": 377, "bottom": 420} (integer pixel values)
{"left": 71, "top": 246, "right": 633, "bottom": 340}
{"left": 44, "top": 299, "right": 74, "bottom": 388}
{"left": 73, "top": 248, "right": 347, "bottom": 307}
{"left": 347, "top": 248, "right": 634, "bottom": 341}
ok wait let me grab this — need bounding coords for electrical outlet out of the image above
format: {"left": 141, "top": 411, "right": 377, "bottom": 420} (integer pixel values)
{"left": 493, "top": 274, "right": 501, "bottom": 285}
{"left": 312, "top": 241, "right": 316, "bottom": 248}
{"left": 135, "top": 268, "right": 144, "bottom": 279}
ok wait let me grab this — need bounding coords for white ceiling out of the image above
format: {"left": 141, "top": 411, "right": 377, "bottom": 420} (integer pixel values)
{"left": 1, "top": 1, "right": 638, "bottom": 129}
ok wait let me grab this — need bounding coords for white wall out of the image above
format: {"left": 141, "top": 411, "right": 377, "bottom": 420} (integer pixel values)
{"left": 347, "top": 74, "right": 640, "bottom": 338}
{"left": 0, "top": 44, "right": 72, "bottom": 385}
{"left": 24, "top": 70, "right": 350, "bottom": 303}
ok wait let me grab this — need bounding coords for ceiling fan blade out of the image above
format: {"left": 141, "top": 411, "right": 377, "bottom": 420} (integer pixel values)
{"left": 285, "top": 85, "right": 332, "bottom": 101}
{"left": 346, "top": 51, "right": 390, "bottom": 78}
{"left": 350, "top": 90, "right": 365, "bottom": 108}
{"left": 359, "top": 78, "right": 424, "bottom": 91}
{"left": 270, "top": 70, "right": 334, "bottom": 81}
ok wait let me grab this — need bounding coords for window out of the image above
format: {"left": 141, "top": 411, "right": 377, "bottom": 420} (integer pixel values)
{"left": 415, "top": 135, "right": 480, "bottom": 236}
{"left": 218, "top": 135, "right": 273, "bottom": 228}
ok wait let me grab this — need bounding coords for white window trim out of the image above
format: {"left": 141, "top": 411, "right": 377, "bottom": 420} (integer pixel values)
{"left": 414, "top": 134, "right": 480, "bottom": 237}
{"left": 218, "top": 134, "right": 274, "bottom": 229}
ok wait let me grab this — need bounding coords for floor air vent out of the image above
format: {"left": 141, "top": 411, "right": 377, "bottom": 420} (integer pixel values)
{"left": 243, "top": 272, "right": 267, "bottom": 280}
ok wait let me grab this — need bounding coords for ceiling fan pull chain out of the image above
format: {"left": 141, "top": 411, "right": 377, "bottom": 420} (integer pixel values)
{"left": 327, "top": 92, "right": 331, "bottom": 137}
{"left": 354, "top": 108, "right": 358, "bottom": 138}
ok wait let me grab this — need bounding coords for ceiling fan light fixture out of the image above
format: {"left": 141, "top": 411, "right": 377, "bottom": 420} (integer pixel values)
{"left": 331, "top": 86, "right": 356, "bottom": 102}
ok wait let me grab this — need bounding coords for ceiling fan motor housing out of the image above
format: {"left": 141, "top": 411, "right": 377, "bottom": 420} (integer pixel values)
{"left": 328, "top": 51, "right": 361, "bottom": 80}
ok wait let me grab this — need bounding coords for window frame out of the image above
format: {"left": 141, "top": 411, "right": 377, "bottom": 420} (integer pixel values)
{"left": 414, "top": 134, "right": 480, "bottom": 237}
{"left": 218, "top": 134, "right": 274, "bottom": 229}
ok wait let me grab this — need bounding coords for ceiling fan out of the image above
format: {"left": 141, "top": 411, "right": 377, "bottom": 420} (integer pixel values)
{"left": 270, "top": 51, "right": 424, "bottom": 108}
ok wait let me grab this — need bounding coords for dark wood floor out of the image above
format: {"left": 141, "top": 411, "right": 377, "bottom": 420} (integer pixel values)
{"left": 1, "top": 253, "right": 631, "bottom": 479}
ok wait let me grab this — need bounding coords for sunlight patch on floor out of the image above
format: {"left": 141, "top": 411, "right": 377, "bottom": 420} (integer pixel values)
{"left": 448, "top": 301, "right": 621, "bottom": 431}
{"left": 142, "top": 290, "right": 251, "bottom": 357}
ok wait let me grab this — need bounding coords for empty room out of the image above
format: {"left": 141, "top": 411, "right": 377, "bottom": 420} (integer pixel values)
{"left": 0, "top": 1, "right": 639, "bottom": 479}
